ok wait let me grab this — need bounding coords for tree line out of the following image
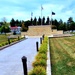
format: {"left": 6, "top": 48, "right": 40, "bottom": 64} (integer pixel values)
{"left": 10, "top": 17, "right": 75, "bottom": 32}
{"left": 31, "top": 16, "right": 75, "bottom": 32}
{"left": 0, "top": 16, "right": 75, "bottom": 34}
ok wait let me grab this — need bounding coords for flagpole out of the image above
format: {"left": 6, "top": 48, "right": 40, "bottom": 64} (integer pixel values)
{"left": 51, "top": 11, "right": 52, "bottom": 31}
{"left": 31, "top": 12, "right": 33, "bottom": 25}
{"left": 49, "top": 16, "right": 50, "bottom": 25}
{"left": 51, "top": 11, "right": 55, "bottom": 31}
{"left": 41, "top": 5, "right": 42, "bottom": 25}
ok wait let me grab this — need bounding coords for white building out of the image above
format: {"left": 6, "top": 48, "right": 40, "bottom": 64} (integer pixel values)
{"left": 10, "top": 26, "right": 21, "bottom": 34}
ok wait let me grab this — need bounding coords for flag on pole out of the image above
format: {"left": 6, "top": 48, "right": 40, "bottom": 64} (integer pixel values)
{"left": 41, "top": 5, "right": 43, "bottom": 25}
{"left": 51, "top": 11, "right": 55, "bottom": 30}
{"left": 52, "top": 12, "right": 55, "bottom": 15}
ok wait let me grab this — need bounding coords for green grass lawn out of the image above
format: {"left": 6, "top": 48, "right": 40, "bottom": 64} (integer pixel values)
{"left": 49, "top": 36, "right": 75, "bottom": 75}
{"left": 0, "top": 34, "right": 22, "bottom": 47}
{"left": 0, "top": 34, "right": 8, "bottom": 43}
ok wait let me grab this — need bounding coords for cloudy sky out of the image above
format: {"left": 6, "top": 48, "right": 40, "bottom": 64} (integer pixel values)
{"left": 0, "top": 0, "right": 75, "bottom": 22}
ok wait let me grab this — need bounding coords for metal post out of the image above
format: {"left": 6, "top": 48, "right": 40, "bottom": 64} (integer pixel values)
{"left": 8, "top": 37, "right": 10, "bottom": 44}
{"left": 42, "top": 34, "right": 44, "bottom": 40}
{"left": 18, "top": 36, "right": 19, "bottom": 40}
{"left": 36, "top": 42, "right": 39, "bottom": 52}
{"left": 40, "top": 38, "right": 42, "bottom": 44}
{"left": 24, "top": 35, "right": 25, "bottom": 38}
{"left": 22, "top": 56, "right": 28, "bottom": 75}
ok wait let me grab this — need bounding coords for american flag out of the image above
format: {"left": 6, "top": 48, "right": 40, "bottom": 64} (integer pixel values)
{"left": 52, "top": 12, "right": 55, "bottom": 15}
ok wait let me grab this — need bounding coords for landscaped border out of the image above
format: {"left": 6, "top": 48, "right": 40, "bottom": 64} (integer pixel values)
{"left": 0, "top": 36, "right": 25, "bottom": 50}
{"left": 29, "top": 37, "right": 48, "bottom": 75}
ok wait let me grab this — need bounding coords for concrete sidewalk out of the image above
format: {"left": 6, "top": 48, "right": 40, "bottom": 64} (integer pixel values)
{"left": 0, "top": 37, "right": 40, "bottom": 75}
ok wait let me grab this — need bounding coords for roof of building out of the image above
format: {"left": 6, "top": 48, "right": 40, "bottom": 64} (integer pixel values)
{"left": 10, "top": 26, "right": 21, "bottom": 29}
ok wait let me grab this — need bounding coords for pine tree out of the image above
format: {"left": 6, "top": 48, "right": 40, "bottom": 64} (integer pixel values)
{"left": 42, "top": 17, "right": 45, "bottom": 25}
{"left": 33, "top": 17, "right": 37, "bottom": 25}
{"left": 38, "top": 17, "right": 41, "bottom": 25}
{"left": 46, "top": 16, "right": 50, "bottom": 25}
{"left": 10, "top": 18, "right": 16, "bottom": 27}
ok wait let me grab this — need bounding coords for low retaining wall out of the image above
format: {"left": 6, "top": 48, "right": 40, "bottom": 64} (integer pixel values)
{"left": 21, "top": 25, "right": 63, "bottom": 36}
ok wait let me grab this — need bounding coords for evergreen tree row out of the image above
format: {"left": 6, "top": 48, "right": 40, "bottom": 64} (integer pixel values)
{"left": 0, "top": 17, "right": 75, "bottom": 32}
{"left": 31, "top": 16, "right": 50, "bottom": 25}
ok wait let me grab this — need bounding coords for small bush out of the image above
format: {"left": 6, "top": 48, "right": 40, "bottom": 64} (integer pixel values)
{"left": 43, "top": 37, "right": 48, "bottom": 43}
{"left": 1, "top": 43, "right": 4, "bottom": 46}
{"left": 29, "top": 66, "right": 46, "bottom": 75}
{"left": 29, "top": 37, "right": 48, "bottom": 75}
{"left": 32, "top": 59, "right": 46, "bottom": 68}
{"left": 35, "top": 53, "right": 47, "bottom": 60}
{"left": 0, "top": 44, "right": 2, "bottom": 47}
{"left": 39, "top": 44, "right": 47, "bottom": 53}
{"left": 0, "top": 36, "right": 23, "bottom": 47}
{"left": 5, "top": 42, "right": 8, "bottom": 45}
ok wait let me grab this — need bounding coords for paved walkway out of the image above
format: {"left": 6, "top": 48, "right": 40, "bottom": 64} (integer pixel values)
{"left": 0, "top": 37, "right": 40, "bottom": 75}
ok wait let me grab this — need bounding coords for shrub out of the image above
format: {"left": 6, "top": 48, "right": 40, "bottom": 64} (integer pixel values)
{"left": 0, "top": 44, "right": 2, "bottom": 47}
{"left": 29, "top": 37, "right": 48, "bottom": 75}
{"left": 2, "top": 43, "right": 5, "bottom": 46}
{"left": 0, "top": 37, "right": 23, "bottom": 47}
{"left": 35, "top": 53, "right": 47, "bottom": 60}
{"left": 43, "top": 37, "right": 48, "bottom": 43}
{"left": 29, "top": 66, "right": 46, "bottom": 75}
{"left": 5, "top": 42, "right": 8, "bottom": 45}
{"left": 32, "top": 59, "right": 46, "bottom": 68}
{"left": 39, "top": 43, "right": 47, "bottom": 54}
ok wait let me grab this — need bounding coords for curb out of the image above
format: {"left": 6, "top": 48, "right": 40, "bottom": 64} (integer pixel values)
{"left": 46, "top": 39, "right": 51, "bottom": 75}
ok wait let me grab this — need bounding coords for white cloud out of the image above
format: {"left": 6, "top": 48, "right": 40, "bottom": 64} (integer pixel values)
{"left": 5, "top": 11, "right": 31, "bottom": 21}
{"left": 0, "top": 0, "right": 75, "bottom": 22}
{"left": 35, "top": 4, "right": 65, "bottom": 21}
